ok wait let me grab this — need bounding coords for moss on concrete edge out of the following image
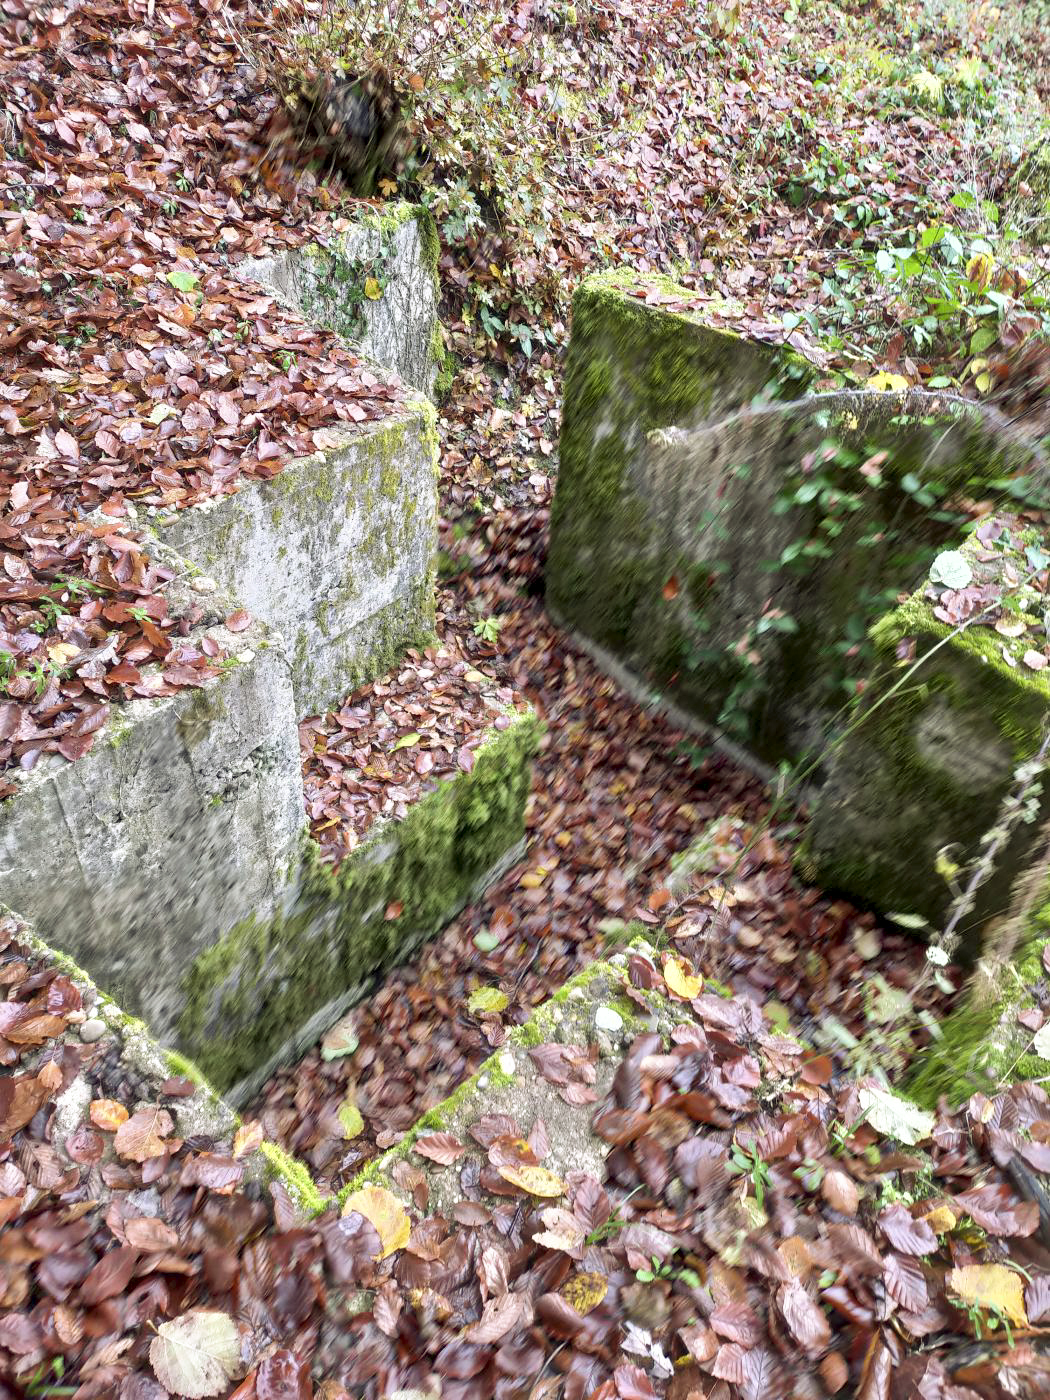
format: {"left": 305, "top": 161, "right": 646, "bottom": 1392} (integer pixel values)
{"left": 177, "top": 708, "right": 541, "bottom": 1090}
{"left": 335, "top": 954, "right": 673, "bottom": 1209}
{"left": 907, "top": 876, "right": 1050, "bottom": 1108}
{"left": 2, "top": 905, "right": 330, "bottom": 1208}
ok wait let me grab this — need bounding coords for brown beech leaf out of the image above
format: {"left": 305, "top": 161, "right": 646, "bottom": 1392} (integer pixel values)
{"left": 954, "top": 1183, "right": 1039, "bottom": 1237}
{"left": 819, "top": 1352, "right": 850, "bottom": 1393}
{"left": 114, "top": 1107, "right": 174, "bottom": 1162}
{"left": 412, "top": 1131, "right": 466, "bottom": 1165}
{"left": 777, "top": 1278, "right": 831, "bottom": 1355}
{"left": 878, "top": 1203, "right": 937, "bottom": 1255}
{"left": 822, "top": 1168, "right": 859, "bottom": 1216}
{"left": 465, "top": 1289, "right": 533, "bottom": 1343}
{"left": 0, "top": 1070, "right": 58, "bottom": 1140}
{"left": 125, "top": 1217, "right": 180, "bottom": 1252}
{"left": 883, "top": 1252, "right": 929, "bottom": 1314}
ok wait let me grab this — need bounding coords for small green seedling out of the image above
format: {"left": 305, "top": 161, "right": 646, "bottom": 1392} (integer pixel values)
{"left": 728, "top": 1142, "right": 772, "bottom": 1209}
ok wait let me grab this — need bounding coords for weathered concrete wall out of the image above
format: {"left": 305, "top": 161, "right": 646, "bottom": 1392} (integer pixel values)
{"left": 547, "top": 267, "right": 816, "bottom": 659}
{"left": 238, "top": 203, "right": 441, "bottom": 395}
{"left": 0, "top": 579, "right": 305, "bottom": 1039}
{"left": 156, "top": 401, "right": 438, "bottom": 716}
{"left": 0, "top": 198, "right": 540, "bottom": 1104}
{"left": 549, "top": 273, "right": 1041, "bottom": 764}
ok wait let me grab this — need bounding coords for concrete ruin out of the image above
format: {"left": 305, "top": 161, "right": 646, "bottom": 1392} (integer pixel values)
{"left": 0, "top": 204, "right": 537, "bottom": 1098}
{"left": 547, "top": 267, "right": 1050, "bottom": 1097}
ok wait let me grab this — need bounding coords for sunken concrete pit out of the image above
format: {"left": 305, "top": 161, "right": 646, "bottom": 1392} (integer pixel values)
{"left": 0, "top": 201, "right": 537, "bottom": 1107}
{"left": 548, "top": 266, "right": 1050, "bottom": 965}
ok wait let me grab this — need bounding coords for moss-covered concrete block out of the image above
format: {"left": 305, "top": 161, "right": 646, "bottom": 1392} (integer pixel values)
{"left": 155, "top": 400, "right": 438, "bottom": 716}
{"left": 0, "top": 578, "right": 305, "bottom": 1040}
{"left": 177, "top": 708, "right": 541, "bottom": 1100}
{"left": 239, "top": 202, "right": 441, "bottom": 395}
{"left": 547, "top": 268, "right": 816, "bottom": 658}
{"left": 549, "top": 273, "right": 1041, "bottom": 765}
{"left": 337, "top": 952, "right": 679, "bottom": 1214}
{"left": 805, "top": 520, "right": 1050, "bottom": 945}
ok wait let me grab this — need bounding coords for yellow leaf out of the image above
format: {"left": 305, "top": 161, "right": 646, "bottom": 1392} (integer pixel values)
{"left": 232, "top": 1121, "right": 264, "bottom": 1158}
{"left": 497, "top": 1163, "right": 567, "bottom": 1197}
{"left": 341, "top": 1185, "right": 411, "bottom": 1258}
{"left": 467, "top": 986, "right": 509, "bottom": 1015}
{"left": 363, "top": 276, "right": 382, "bottom": 301}
{"left": 337, "top": 1097, "right": 364, "bottom": 1139}
{"left": 948, "top": 1263, "right": 1027, "bottom": 1328}
{"left": 921, "top": 1204, "right": 957, "bottom": 1234}
{"left": 663, "top": 954, "right": 703, "bottom": 1000}
{"left": 90, "top": 1098, "right": 129, "bottom": 1131}
{"left": 47, "top": 642, "right": 79, "bottom": 667}
{"left": 975, "top": 372, "right": 992, "bottom": 394}
{"left": 966, "top": 252, "right": 995, "bottom": 291}
{"left": 560, "top": 1271, "right": 608, "bottom": 1314}
{"left": 867, "top": 371, "right": 909, "bottom": 392}
{"left": 378, "top": 178, "right": 398, "bottom": 196}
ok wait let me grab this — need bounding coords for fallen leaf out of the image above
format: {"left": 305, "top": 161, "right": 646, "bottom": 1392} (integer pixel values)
{"left": 413, "top": 1132, "right": 466, "bottom": 1165}
{"left": 90, "top": 1099, "right": 130, "bottom": 1131}
{"left": 497, "top": 1163, "right": 567, "bottom": 1197}
{"left": 560, "top": 1271, "right": 608, "bottom": 1314}
{"left": 149, "top": 1310, "right": 241, "bottom": 1397}
{"left": 663, "top": 953, "right": 703, "bottom": 1000}
{"left": 232, "top": 1121, "right": 264, "bottom": 1158}
{"left": 341, "top": 1185, "right": 411, "bottom": 1258}
{"left": 948, "top": 1263, "right": 1028, "bottom": 1328}
{"left": 467, "top": 986, "right": 509, "bottom": 1015}
{"left": 114, "top": 1106, "right": 174, "bottom": 1162}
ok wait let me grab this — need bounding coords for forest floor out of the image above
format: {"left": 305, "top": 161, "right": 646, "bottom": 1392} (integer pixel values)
{"left": 3, "top": 0, "right": 1050, "bottom": 1395}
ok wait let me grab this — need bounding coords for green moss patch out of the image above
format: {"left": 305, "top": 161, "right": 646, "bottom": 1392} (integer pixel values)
{"left": 177, "top": 710, "right": 540, "bottom": 1092}
{"left": 547, "top": 268, "right": 815, "bottom": 651}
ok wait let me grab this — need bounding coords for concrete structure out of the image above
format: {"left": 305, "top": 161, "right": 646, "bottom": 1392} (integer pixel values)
{"left": 0, "top": 203, "right": 537, "bottom": 1097}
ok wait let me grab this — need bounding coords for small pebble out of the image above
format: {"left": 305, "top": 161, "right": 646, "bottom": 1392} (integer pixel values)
{"left": 498, "top": 1050, "right": 515, "bottom": 1077}
{"left": 191, "top": 576, "right": 217, "bottom": 593}
{"left": 595, "top": 1006, "right": 624, "bottom": 1033}
{"left": 78, "top": 1017, "right": 106, "bottom": 1043}
{"left": 235, "top": 649, "right": 255, "bottom": 663}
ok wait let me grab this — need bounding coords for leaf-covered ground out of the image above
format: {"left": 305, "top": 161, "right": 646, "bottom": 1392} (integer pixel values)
{"left": 4, "top": 0, "right": 1050, "bottom": 1393}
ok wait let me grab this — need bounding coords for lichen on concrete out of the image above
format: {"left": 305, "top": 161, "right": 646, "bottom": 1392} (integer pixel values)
{"left": 157, "top": 399, "right": 438, "bottom": 717}
{"left": 0, "top": 606, "right": 305, "bottom": 1041}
